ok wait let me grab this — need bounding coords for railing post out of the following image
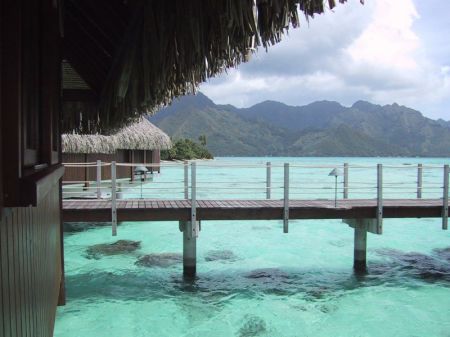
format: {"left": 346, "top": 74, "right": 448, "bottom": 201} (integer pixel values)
{"left": 343, "top": 163, "right": 349, "bottom": 199}
{"left": 442, "top": 164, "right": 448, "bottom": 230}
{"left": 191, "top": 162, "right": 199, "bottom": 237}
{"left": 96, "top": 160, "right": 102, "bottom": 199}
{"left": 184, "top": 160, "right": 189, "bottom": 199}
{"left": 417, "top": 163, "right": 423, "bottom": 199}
{"left": 376, "top": 164, "right": 383, "bottom": 234}
{"left": 111, "top": 161, "right": 117, "bottom": 236}
{"left": 283, "top": 163, "right": 289, "bottom": 233}
{"left": 266, "top": 162, "right": 271, "bottom": 199}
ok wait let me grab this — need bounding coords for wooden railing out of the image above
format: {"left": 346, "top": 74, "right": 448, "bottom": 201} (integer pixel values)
{"left": 62, "top": 161, "right": 450, "bottom": 236}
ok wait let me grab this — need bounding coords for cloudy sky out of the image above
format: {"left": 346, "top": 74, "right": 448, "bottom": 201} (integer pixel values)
{"left": 200, "top": 0, "right": 450, "bottom": 120}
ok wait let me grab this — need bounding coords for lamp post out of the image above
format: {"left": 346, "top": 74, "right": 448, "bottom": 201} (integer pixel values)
{"left": 134, "top": 165, "right": 148, "bottom": 199}
{"left": 328, "top": 168, "right": 343, "bottom": 207}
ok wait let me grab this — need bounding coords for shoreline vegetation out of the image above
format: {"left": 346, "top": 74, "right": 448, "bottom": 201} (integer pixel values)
{"left": 161, "top": 137, "right": 213, "bottom": 160}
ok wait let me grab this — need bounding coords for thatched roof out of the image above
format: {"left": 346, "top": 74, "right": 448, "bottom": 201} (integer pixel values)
{"left": 63, "top": 0, "right": 360, "bottom": 134}
{"left": 62, "top": 134, "right": 117, "bottom": 154}
{"left": 114, "top": 118, "right": 172, "bottom": 151}
{"left": 62, "top": 118, "right": 171, "bottom": 153}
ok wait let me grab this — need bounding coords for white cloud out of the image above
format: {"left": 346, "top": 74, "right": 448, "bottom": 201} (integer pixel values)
{"left": 200, "top": 0, "right": 450, "bottom": 119}
{"left": 347, "top": 0, "right": 420, "bottom": 72}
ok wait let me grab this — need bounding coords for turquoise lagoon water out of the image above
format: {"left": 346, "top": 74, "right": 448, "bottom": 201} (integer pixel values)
{"left": 55, "top": 157, "right": 450, "bottom": 337}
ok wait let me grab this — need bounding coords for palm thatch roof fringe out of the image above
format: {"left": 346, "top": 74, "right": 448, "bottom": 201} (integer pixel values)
{"left": 62, "top": 118, "right": 172, "bottom": 153}
{"left": 114, "top": 118, "right": 172, "bottom": 151}
{"left": 62, "top": 134, "right": 117, "bottom": 154}
{"left": 64, "top": 0, "right": 360, "bottom": 133}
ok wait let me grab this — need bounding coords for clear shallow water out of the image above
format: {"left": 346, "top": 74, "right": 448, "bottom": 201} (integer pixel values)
{"left": 55, "top": 157, "right": 450, "bottom": 337}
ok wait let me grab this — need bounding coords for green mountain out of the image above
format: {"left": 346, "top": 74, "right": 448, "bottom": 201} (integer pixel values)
{"left": 150, "top": 93, "right": 450, "bottom": 157}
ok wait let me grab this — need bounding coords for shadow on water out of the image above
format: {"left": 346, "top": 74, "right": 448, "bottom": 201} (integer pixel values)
{"left": 64, "top": 246, "right": 450, "bottom": 305}
{"left": 64, "top": 222, "right": 113, "bottom": 234}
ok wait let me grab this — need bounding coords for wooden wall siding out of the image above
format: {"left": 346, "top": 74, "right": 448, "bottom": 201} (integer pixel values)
{"left": 62, "top": 150, "right": 159, "bottom": 182}
{"left": 152, "top": 150, "right": 161, "bottom": 173}
{"left": 62, "top": 153, "right": 131, "bottom": 181}
{"left": 0, "top": 182, "right": 62, "bottom": 337}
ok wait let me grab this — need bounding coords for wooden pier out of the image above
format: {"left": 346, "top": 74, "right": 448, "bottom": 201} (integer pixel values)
{"left": 63, "top": 198, "right": 448, "bottom": 222}
{"left": 62, "top": 161, "right": 450, "bottom": 276}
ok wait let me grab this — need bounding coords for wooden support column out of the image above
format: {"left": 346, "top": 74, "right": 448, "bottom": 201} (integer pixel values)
{"left": 354, "top": 225, "right": 367, "bottom": 273}
{"left": 180, "top": 221, "right": 197, "bottom": 278}
{"left": 344, "top": 218, "right": 378, "bottom": 273}
{"left": 266, "top": 162, "right": 271, "bottom": 199}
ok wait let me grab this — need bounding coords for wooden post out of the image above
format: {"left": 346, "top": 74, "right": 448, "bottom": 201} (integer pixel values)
{"left": 84, "top": 153, "right": 89, "bottom": 190}
{"left": 130, "top": 151, "right": 135, "bottom": 182}
{"left": 283, "top": 163, "right": 289, "bottom": 233}
{"left": 417, "top": 164, "right": 423, "bottom": 199}
{"left": 96, "top": 160, "right": 102, "bottom": 199}
{"left": 191, "top": 162, "right": 198, "bottom": 237}
{"left": 354, "top": 225, "right": 367, "bottom": 273}
{"left": 343, "top": 163, "right": 349, "bottom": 199}
{"left": 182, "top": 221, "right": 197, "bottom": 278}
{"left": 111, "top": 161, "right": 117, "bottom": 236}
{"left": 443, "top": 164, "right": 449, "bottom": 230}
{"left": 266, "top": 162, "right": 271, "bottom": 199}
{"left": 184, "top": 161, "right": 189, "bottom": 199}
{"left": 377, "top": 164, "right": 383, "bottom": 234}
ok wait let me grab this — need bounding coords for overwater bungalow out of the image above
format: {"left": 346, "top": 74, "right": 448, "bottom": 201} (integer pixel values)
{"left": 62, "top": 118, "right": 172, "bottom": 182}
{"left": 0, "top": 1, "right": 349, "bottom": 336}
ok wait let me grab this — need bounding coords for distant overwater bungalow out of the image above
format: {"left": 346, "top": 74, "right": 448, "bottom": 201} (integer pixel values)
{"left": 62, "top": 118, "right": 172, "bottom": 182}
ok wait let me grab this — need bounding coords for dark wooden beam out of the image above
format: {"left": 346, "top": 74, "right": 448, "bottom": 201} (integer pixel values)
{"left": 63, "top": 47, "right": 105, "bottom": 94}
{"left": 1, "top": 0, "right": 22, "bottom": 205}
{"left": 40, "top": 0, "right": 62, "bottom": 166}
{"left": 63, "top": 89, "right": 97, "bottom": 102}
{"left": 73, "top": 0, "right": 129, "bottom": 35}
{"left": 20, "top": 165, "right": 64, "bottom": 207}
{"left": 65, "top": 0, "right": 117, "bottom": 57}
{"left": 0, "top": 0, "right": 3, "bottom": 217}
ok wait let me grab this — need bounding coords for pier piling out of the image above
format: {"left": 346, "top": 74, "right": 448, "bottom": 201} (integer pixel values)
{"left": 353, "top": 225, "right": 367, "bottom": 273}
{"left": 181, "top": 221, "right": 197, "bottom": 278}
{"left": 344, "top": 218, "right": 378, "bottom": 273}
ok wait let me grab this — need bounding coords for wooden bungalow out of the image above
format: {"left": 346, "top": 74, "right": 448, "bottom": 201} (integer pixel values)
{"left": 62, "top": 118, "right": 171, "bottom": 182}
{"left": 0, "top": 1, "right": 353, "bottom": 336}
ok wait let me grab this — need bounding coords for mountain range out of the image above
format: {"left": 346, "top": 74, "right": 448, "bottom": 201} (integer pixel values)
{"left": 149, "top": 93, "right": 450, "bottom": 157}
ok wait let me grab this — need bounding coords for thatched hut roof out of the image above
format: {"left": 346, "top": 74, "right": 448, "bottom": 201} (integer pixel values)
{"left": 114, "top": 118, "right": 172, "bottom": 151}
{"left": 62, "top": 118, "right": 171, "bottom": 153}
{"left": 62, "top": 134, "right": 117, "bottom": 154}
{"left": 63, "top": 0, "right": 360, "bottom": 134}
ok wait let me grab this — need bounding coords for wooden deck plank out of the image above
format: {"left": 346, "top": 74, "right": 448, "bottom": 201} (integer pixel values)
{"left": 62, "top": 198, "right": 449, "bottom": 222}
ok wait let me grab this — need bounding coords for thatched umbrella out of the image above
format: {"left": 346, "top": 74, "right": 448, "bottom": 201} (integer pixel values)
{"left": 113, "top": 118, "right": 172, "bottom": 150}
{"left": 62, "top": 134, "right": 117, "bottom": 154}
